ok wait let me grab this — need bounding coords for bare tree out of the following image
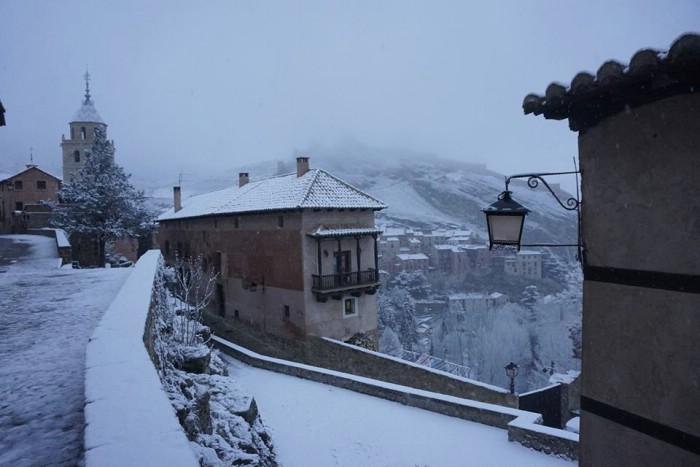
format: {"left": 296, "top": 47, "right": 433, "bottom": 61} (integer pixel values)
{"left": 171, "top": 253, "right": 219, "bottom": 346}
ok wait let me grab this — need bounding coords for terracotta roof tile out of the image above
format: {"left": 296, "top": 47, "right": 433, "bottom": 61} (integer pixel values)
{"left": 523, "top": 33, "right": 700, "bottom": 131}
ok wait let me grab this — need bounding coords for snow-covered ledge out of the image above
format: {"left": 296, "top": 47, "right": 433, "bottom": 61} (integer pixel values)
{"left": 84, "top": 250, "right": 198, "bottom": 467}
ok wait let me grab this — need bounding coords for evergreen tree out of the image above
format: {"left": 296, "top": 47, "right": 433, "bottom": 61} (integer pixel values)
{"left": 51, "top": 127, "right": 154, "bottom": 266}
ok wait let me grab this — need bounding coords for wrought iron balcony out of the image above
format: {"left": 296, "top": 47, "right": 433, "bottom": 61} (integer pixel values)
{"left": 312, "top": 269, "right": 379, "bottom": 292}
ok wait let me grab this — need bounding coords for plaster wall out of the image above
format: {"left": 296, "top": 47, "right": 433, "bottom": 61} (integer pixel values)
{"left": 578, "top": 93, "right": 700, "bottom": 464}
{"left": 579, "top": 93, "right": 700, "bottom": 274}
{"left": 159, "top": 208, "right": 380, "bottom": 341}
{"left": 580, "top": 412, "right": 698, "bottom": 467}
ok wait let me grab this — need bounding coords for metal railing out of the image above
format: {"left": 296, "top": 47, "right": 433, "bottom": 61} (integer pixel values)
{"left": 387, "top": 349, "right": 472, "bottom": 379}
{"left": 312, "top": 269, "right": 379, "bottom": 291}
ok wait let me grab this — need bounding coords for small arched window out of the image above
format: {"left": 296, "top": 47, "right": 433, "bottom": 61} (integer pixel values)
{"left": 81, "top": 127, "right": 86, "bottom": 140}
{"left": 73, "top": 150, "right": 80, "bottom": 163}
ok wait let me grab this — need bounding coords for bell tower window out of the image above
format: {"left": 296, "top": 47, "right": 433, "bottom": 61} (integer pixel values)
{"left": 81, "top": 127, "right": 86, "bottom": 140}
{"left": 73, "top": 150, "right": 80, "bottom": 163}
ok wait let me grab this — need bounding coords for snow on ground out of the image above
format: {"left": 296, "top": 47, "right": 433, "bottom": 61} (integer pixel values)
{"left": 224, "top": 356, "right": 575, "bottom": 467}
{"left": 0, "top": 235, "right": 131, "bottom": 467}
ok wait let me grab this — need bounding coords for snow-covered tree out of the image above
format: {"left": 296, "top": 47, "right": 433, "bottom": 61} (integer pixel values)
{"left": 520, "top": 285, "right": 540, "bottom": 322}
{"left": 378, "top": 286, "right": 417, "bottom": 350}
{"left": 389, "top": 270, "right": 432, "bottom": 299}
{"left": 51, "top": 127, "right": 154, "bottom": 265}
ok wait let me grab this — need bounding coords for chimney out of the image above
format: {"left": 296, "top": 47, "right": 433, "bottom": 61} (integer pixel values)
{"left": 173, "top": 186, "right": 182, "bottom": 212}
{"left": 296, "top": 156, "right": 310, "bottom": 177}
{"left": 239, "top": 172, "right": 249, "bottom": 187}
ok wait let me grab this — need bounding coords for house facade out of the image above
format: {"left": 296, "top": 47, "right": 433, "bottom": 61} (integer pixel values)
{"left": 524, "top": 34, "right": 700, "bottom": 466}
{"left": 158, "top": 157, "right": 387, "bottom": 342}
{"left": 0, "top": 165, "right": 61, "bottom": 234}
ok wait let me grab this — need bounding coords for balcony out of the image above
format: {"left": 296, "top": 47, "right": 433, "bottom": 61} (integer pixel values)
{"left": 312, "top": 269, "right": 380, "bottom": 298}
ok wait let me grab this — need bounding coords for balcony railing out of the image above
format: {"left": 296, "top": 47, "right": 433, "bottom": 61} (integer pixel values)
{"left": 312, "top": 269, "right": 379, "bottom": 291}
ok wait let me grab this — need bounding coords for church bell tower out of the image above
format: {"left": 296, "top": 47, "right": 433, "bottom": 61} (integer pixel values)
{"left": 60, "top": 71, "right": 112, "bottom": 181}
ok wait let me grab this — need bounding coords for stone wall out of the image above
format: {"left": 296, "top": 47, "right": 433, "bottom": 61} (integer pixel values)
{"left": 213, "top": 335, "right": 579, "bottom": 460}
{"left": 28, "top": 228, "right": 72, "bottom": 265}
{"left": 203, "top": 310, "right": 516, "bottom": 407}
{"left": 84, "top": 250, "right": 198, "bottom": 466}
{"left": 508, "top": 420, "right": 579, "bottom": 460}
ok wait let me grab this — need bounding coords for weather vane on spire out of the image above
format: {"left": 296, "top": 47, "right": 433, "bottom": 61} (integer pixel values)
{"left": 83, "top": 69, "right": 92, "bottom": 103}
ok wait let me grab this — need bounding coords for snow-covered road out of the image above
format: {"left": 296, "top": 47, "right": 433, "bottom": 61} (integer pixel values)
{"left": 225, "top": 356, "right": 575, "bottom": 467}
{"left": 0, "top": 235, "right": 131, "bottom": 467}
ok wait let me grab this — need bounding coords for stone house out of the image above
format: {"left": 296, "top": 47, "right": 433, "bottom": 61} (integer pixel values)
{"left": 447, "top": 292, "right": 508, "bottom": 316}
{"left": 158, "top": 157, "right": 387, "bottom": 343}
{"left": 524, "top": 33, "right": 699, "bottom": 466}
{"left": 0, "top": 165, "right": 61, "bottom": 234}
{"left": 504, "top": 250, "right": 543, "bottom": 279}
{"left": 394, "top": 253, "right": 429, "bottom": 273}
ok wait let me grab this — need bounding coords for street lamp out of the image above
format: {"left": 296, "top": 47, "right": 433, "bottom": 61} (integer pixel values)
{"left": 482, "top": 168, "right": 582, "bottom": 259}
{"left": 505, "top": 362, "right": 519, "bottom": 394}
{"left": 482, "top": 191, "right": 530, "bottom": 251}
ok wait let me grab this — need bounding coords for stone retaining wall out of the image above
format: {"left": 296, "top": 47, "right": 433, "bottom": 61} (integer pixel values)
{"left": 84, "top": 251, "right": 198, "bottom": 467}
{"left": 213, "top": 336, "right": 579, "bottom": 460}
{"left": 203, "top": 311, "right": 516, "bottom": 408}
{"left": 28, "top": 228, "right": 72, "bottom": 265}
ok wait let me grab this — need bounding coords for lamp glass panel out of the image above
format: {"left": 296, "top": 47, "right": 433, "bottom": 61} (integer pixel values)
{"left": 489, "top": 214, "right": 524, "bottom": 243}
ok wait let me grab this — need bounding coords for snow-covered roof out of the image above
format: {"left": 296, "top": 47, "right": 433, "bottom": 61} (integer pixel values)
{"left": 159, "top": 169, "right": 387, "bottom": 221}
{"left": 310, "top": 227, "right": 382, "bottom": 238}
{"left": 71, "top": 98, "right": 104, "bottom": 124}
{"left": 449, "top": 292, "right": 502, "bottom": 301}
{"left": 396, "top": 253, "right": 428, "bottom": 261}
{"left": 383, "top": 227, "right": 406, "bottom": 236}
{"left": 0, "top": 165, "right": 61, "bottom": 183}
{"left": 549, "top": 370, "right": 581, "bottom": 385}
{"left": 518, "top": 250, "right": 542, "bottom": 256}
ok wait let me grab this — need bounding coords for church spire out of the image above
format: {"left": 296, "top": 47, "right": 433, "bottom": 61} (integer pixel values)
{"left": 83, "top": 69, "right": 92, "bottom": 104}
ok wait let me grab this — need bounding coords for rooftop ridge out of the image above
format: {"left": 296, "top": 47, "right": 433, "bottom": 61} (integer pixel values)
{"left": 315, "top": 169, "right": 387, "bottom": 208}
{"left": 299, "top": 168, "right": 322, "bottom": 207}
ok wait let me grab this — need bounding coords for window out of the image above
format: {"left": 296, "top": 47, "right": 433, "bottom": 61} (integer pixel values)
{"left": 13, "top": 180, "right": 22, "bottom": 190}
{"left": 284, "top": 305, "right": 290, "bottom": 318}
{"left": 81, "top": 127, "right": 86, "bottom": 140}
{"left": 343, "top": 297, "right": 357, "bottom": 317}
{"left": 234, "top": 217, "right": 239, "bottom": 229}
{"left": 73, "top": 150, "right": 80, "bottom": 162}
{"left": 234, "top": 309, "right": 239, "bottom": 318}
{"left": 15, "top": 202, "right": 23, "bottom": 211}
{"left": 334, "top": 250, "right": 351, "bottom": 273}
{"left": 278, "top": 215, "right": 284, "bottom": 228}
{"left": 37, "top": 180, "right": 47, "bottom": 190}
{"left": 164, "top": 240, "right": 170, "bottom": 256}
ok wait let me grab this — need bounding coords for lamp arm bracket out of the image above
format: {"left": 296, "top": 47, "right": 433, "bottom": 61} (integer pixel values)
{"left": 504, "top": 171, "right": 580, "bottom": 212}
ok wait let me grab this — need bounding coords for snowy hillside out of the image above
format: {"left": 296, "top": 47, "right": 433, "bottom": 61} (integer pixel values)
{"left": 143, "top": 143, "right": 579, "bottom": 254}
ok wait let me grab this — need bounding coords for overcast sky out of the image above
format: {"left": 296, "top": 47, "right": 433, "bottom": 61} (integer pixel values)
{"left": 1, "top": 1, "right": 698, "bottom": 188}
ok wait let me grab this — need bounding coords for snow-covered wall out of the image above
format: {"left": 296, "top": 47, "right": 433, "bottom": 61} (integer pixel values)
{"left": 84, "top": 250, "right": 198, "bottom": 467}
{"left": 213, "top": 335, "right": 579, "bottom": 460}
